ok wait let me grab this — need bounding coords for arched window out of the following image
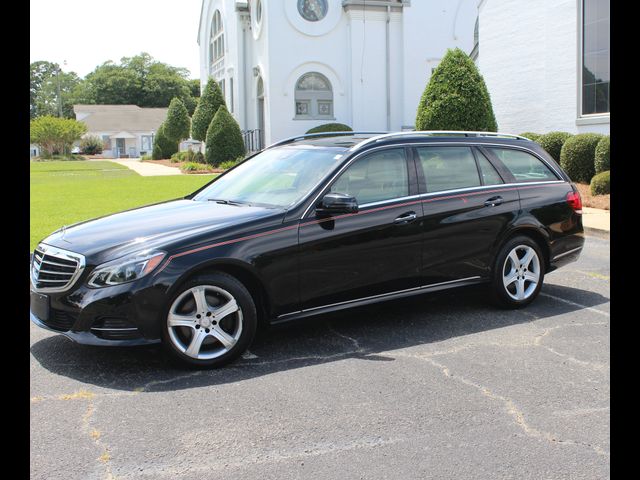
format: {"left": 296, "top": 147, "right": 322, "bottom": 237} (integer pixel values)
{"left": 294, "top": 72, "right": 333, "bottom": 119}
{"left": 209, "top": 10, "right": 225, "bottom": 78}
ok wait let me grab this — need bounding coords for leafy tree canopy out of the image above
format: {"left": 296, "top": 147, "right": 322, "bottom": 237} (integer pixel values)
{"left": 30, "top": 61, "right": 81, "bottom": 119}
{"left": 31, "top": 53, "right": 200, "bottom": 118}
{"left": 30, "top": 116, "right": 87, "bottom": 156}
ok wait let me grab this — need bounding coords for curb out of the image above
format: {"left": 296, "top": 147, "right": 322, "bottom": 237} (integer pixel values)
{"left": 584, "top": 227, "right": 609, "bottom": 238}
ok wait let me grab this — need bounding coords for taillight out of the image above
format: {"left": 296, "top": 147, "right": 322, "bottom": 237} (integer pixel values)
{"left": 566, "top": 191, "right": 582, "bottom": 214}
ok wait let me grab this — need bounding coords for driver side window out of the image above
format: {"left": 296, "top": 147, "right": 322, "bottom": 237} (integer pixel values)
{"left": 330, "top": 148, "right": 409, "bottom": 205}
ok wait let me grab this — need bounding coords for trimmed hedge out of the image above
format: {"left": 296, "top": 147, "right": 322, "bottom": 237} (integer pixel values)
{"left": 306, "top": 123, "right": 353, "bottom": 134}
{"left": 590, "top": 170, "right": 610, "bottom": 195}
{"left": 163, "top": 98, "right": 191, "bottom": 142}
{"left": 152, "top": 123, "right": 178, "bottom": 160}
{"left": 192, "top": 79, "right": 226, "bottom": 142}
{"left": 170, "top": 150, "right": 205, "bottom": 164}
{"left": 205, "top": 105, "right": 246, "bottom": 166}
{"left": 538, "top": 131, "right": 572, "bottom": 162}
{"left": 559, "top": 133, "right": 604, "bottom": 183}
{"left": 594, "top": 135, "right": 610, "bottom": 174}
{"left": 519, "top": 132, "right": 543, "bottom": 142}
{"left": 415, "top": 48, "right": 497, "bottom": 131}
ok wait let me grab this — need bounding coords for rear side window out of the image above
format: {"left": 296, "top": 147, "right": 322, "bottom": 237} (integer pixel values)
{"left": 417, "top": 147, "right": 480, "bottom": 193}
{"left": 475, "top": 151, "right": 504, "bottom": 185}
{"left": 331, "top": 148, "right": 408, "bottom": 204}
{"left": 487, "top": 148, "right": 559, "bottom": 182}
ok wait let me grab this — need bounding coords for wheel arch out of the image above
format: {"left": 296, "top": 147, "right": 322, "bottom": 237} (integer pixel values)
{"left": 493, "top": 226, "right": 552, "bottom": 272}
{"left": 167, "top": 258, "right": 272, "bottom": 327}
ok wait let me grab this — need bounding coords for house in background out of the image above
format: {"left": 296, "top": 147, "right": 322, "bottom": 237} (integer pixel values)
{"left": 73, "top": 105, "right": 168, "bottom": 158}
{"left": 474, "top": 0, "right": 609, "bottom": 134}
{"left": 197, "top": 0, "right": 477, "bottom": 147}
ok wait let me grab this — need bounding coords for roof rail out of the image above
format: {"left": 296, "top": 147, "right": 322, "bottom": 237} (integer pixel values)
{"left": 265, "top": 131, "right": 388, "bottom": 150}
{"left": 350, "top": 130, "right": 532, "bottom": 151}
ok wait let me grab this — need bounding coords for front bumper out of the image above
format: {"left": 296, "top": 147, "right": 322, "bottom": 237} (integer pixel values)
{"left": 30, "top": 310, "right": 159, "bottom": 346}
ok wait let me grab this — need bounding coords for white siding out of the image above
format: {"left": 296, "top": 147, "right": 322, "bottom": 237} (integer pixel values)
{"left": 477, "top": 0, "right": 609, "bottom": 134}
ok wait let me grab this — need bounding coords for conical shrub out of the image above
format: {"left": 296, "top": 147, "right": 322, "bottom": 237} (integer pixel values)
{"left": 191, "top": 79, "right": 226, "bottom": 141}
{"left": 415, "top": 48, "right": 497, "bottom": 132}
{"left": 205, "top": 105, "right": 246, "bottom": 166}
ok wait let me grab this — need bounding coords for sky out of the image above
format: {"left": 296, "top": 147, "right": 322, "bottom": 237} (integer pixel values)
{"left": 30, "top": 0, "right": 202, "bottom": 79}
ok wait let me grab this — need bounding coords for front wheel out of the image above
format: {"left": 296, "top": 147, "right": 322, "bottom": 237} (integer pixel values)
{"left": 490, "top": 236, "right": 545, "bottom": 309}
{"left": 161, "top": 272, "right": 257, "bottom": 368}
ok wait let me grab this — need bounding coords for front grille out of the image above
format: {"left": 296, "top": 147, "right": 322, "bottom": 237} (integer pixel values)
{"left": 31, "top": 244, "right": 85, "bottom": 292}
{"left": 91, "top": 317, "right": 142, "bottom": 341}
{"left": 43, "top": 309, "right": 77, "bottom": 332}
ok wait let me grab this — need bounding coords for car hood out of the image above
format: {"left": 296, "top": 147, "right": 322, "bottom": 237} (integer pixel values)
{"left": 41, "top": 199, "right": 285, "bottom": 263}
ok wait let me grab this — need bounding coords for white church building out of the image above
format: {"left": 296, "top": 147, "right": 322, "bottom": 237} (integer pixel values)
{"left": 197, "top": 0, "right": 477, "bottom": 147}
{"left": 475, "top": 0, "right": 609, "bottom": 135}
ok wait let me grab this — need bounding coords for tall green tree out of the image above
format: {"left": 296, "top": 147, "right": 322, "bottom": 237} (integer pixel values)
{"left": 415, "top": 48, "right": 497, "bottom": 132}
{"left": 30, "top": 61, "right": 81, "bottom": 119}
{"left": 205, "top": 105, "right": 245, "bottom": 166}
{"left": 192, "top": 79, "right": 226, "bottom": 142}
{"left": 163, "top": 98, "right": 191, "bottom": 142}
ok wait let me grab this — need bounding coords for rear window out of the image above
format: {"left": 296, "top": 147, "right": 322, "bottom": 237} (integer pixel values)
{"left": 417, "top": 147, "right": 480, "bottom": 193}
{"left": 487, "top": 148, "right": 559, "bottom": 182}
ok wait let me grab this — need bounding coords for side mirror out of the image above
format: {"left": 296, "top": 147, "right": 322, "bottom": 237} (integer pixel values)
{"left": 316, "top": 192, "right": 359, "bottom": 216}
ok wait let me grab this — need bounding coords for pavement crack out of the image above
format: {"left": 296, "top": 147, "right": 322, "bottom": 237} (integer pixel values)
{"left": 395, "top": 353, "right": 609, "bottom": 457}
{"left": 78, "top": 394, "right": 117, "bottom": 479}
{"left": 328, "top": 324, "right": 365, "bottom": 353}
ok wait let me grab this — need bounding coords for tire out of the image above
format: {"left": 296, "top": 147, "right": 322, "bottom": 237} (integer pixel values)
{"left": 490, "top": 235, "right": 546, "bottom": 309}
{"left": 161, "top": 271, "right": 257, "bottom": 368}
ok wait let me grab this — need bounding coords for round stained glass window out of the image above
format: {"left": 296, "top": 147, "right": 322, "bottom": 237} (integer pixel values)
{"left": 297, "top": 0, "right": 328, "bottom": 22}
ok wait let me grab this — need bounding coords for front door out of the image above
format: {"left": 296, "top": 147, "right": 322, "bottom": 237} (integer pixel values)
{"left": 415, "top": 145, "right": 520, "bottom": 285}
{"left": 298, "top": 147, "right": 423, "bottom": 310}
{"left": 116, "top": 138, "right": 126, "bottom": 158}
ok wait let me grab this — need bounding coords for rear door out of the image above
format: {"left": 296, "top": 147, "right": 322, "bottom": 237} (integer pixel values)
{"left": 415, "top": 145, "right": 520, "bottom": 286}
{"left": 298, "top": 147, "right": 423, "bottom": 310}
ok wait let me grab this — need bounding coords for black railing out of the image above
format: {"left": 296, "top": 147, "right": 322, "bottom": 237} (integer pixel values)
{"left": 242, "top": 129, "right": 263, "bottom": 153}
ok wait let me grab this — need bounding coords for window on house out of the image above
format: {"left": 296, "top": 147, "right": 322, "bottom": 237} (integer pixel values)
{"left": 210, "top": 10, "right": 225, "bottom": 79}
{"left": 102, "top": 135, "right": 111, "bottom": 150}
{"left": 294, "top": 72, "right": 333, "bottom": 119}
{"left": 230, "top": 77, "right": 234, "bottom": 113}
{"left": 581, "top": 0, "right": 609, "bottom": 115}
{"left": 141, "top": 135, "right": 153, "bottom": 153}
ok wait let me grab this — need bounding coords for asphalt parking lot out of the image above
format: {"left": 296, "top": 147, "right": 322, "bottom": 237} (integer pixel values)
{"left": 30, "top": 234, "right": 610, "bottom": 480}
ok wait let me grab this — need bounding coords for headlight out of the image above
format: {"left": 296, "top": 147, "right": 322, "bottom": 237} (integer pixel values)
{"left": 87, "top": 250, "right": 166, "bottom": 288}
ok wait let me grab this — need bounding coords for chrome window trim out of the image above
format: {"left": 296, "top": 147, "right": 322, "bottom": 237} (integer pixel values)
{"left": 31, "top": 243, "right": 86, "bottom": 293}
{"left": 300, "top": 142, "right": 567, "bottom": 220}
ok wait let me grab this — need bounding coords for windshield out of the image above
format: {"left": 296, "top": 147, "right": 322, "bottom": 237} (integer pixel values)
{"left": 192, "top": 147, "right": 345, "bottom": 208}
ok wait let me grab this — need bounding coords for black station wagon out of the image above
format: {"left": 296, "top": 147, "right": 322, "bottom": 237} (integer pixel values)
{"left": 30, "top": 131, "right": 585, "bottom": 367}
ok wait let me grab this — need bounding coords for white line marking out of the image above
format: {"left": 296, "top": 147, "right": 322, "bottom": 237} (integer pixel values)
{"left": 540, "top": 293, "right": 610, "bottom": 318}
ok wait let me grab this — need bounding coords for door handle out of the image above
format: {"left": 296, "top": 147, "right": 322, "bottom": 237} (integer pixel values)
{"left": 394, "top": 211, "right": 417, "bottom": 224}
{"left": 484, "top": 196, "right": 503, "bottom": 207}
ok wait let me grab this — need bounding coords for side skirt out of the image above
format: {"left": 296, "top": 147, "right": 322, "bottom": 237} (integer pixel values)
{"left": 272, "top": 276, "right": 486, "bottom": 325}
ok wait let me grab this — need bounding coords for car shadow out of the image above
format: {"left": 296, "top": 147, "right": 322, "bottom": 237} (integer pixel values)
{"left": 30, "top": 283, "right": 609, "bottom": 393}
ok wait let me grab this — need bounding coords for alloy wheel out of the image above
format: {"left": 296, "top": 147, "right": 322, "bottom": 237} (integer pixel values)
{"left": 502, "top": 245, "right": 541, "bottom": 301}
{"left": 167, "top": 285, "right": 243, "bottom": 360}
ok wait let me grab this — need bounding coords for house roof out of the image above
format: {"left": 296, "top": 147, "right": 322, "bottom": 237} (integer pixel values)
{"left": 73, "top": 105, "right": 168, "bottom": 133}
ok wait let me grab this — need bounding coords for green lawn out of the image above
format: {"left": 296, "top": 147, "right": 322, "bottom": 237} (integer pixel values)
{"left": 30, "top": 161, "right": 216, "bottom": 251}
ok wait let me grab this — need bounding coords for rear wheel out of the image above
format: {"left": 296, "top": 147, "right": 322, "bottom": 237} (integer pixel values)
{"left": 161, "top": 272, "right": 257, "bottom": 368}
{"left": 491, "top": 235, "right": 545, "bottom": 309}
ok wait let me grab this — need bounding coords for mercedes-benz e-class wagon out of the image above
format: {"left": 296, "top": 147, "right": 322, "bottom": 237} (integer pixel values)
{"left": 30, "top": 131, "right": 584, "bottom": 367}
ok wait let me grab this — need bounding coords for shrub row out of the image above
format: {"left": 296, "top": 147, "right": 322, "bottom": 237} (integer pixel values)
{"left": 590, "top": 170, "right": 610, "bottom": 195}
{"left": 171, "top": 150, "right": 205, "bottom": 164}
